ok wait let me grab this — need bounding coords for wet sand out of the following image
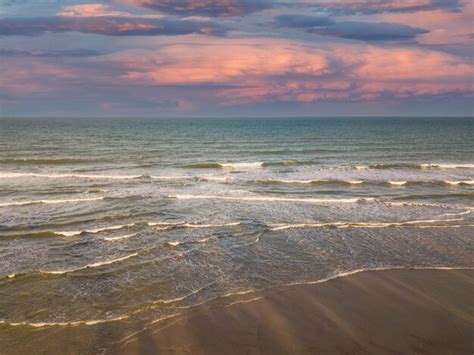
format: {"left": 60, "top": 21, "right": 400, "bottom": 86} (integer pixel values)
{"left": 112, "top": 269, "right": 474, "bottom": 354}
{"left": 2, "top": 269, "right": 473, "bottom": 354}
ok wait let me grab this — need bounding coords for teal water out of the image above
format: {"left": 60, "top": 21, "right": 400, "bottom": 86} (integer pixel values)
{"left": 0, "top": 117, "right": 473, "bottom": 348}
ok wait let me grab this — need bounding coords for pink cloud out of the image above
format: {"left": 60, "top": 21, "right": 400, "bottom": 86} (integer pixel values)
{"left": 57, "top": 4, "right": 133, "bottom": 17}
{"left": 105, "top": 38, "right": 473, "bottom": 105}
{"left": 2, "top": 38, "right": 473, "bottom": 110}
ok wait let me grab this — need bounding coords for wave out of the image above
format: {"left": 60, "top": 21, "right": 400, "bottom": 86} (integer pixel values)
{"left": 56, "top": 223, "right": 136, "bottom": 237}
{"left": 166, "top": 241, "right": 183, "bottom": 247}
{"left": 355, "top": 163, "right": 474, "bottom": 170}
{"left": 0, "top": 197, "right": 104, "bottom": 207}
{"left": 444, "top": 209, "right": 472, "bottom": 217}
{"left": 262, "top": 160, "right": 314, "bottom": 167}
{"left": 172, "top": 194, "right": 375, "bottom": 204}
{"left": 256, "top": 179, "right": 364, "bottom": 185}
{"left": 6, "top": 252, "right": 139, "bottom": 279}
{"left": 0, "top": 172, "right": 193, "bottom": 181}
{"left": 198, "top": 175, "right": 232, "bottom": 183}
{"left": 183, "top": 162, "right": 264, "bottom": 170}
{"left": 286, "top": 266, "right": 474, "bottom": 287}
{"left": 1, "top": 231, "right": 60, "bottom": 240}
{"left": 0, "top": 172, "right": 142, "bottom": 180}
{"left": 103, "top": 233, "right": 138, "bottom": 241}
{"left": 0, "top": 315, "right": 129, "bottom": 328}
{"left": 419, "top": 163, "right": 474, "bottom": 169}
{"left": 443, "top": 180, "right": 474, "bottom": 186}
{"left": 173, "top": 195, "right": 454, "bottom": 207}
{"left": 255, "top": 179, "right": 474, "bottom": 187}
{"left": 183, "top": 222, "right": 240, "bottom": 228}
{"left": 0, "top": 158, "right": 99, "bottom": 165}
{"left": 393, "top": 193, "right": 473, "bottom": 201}
{"left": 269, "top": 217, "right": 465, "bottom": 231}
{"left": 184, "top": 161, "right": 316, "bottom": 170}
{"left": 148, "top": 221, "right": 241, "bottom": 229}
{"left": 1, "top": 223, "right": 136, "bottom": 240}
{"left": 387, "top": 181, "right": 408, "bottom": 186}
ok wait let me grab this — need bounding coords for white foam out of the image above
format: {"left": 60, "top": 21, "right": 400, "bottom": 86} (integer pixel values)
{"left": 270, "top": 218, "right": 465, "bottom": 231}
{"left": 0, "top": 172, "right": 193, "bottom": 181}
{"left": 419, "top": 163, "right": 474, "bottom": 169}
{"left": 40, "top": 252, "right": 139, "bottom": 275}
{"left": 183, "top": 222, "right": 241, "bottom": 228}
{"left": 172, "top": 194, "right": 374, "bottom": 204}
{"left": 0, "top": 315, "right": 129, "bottom": 328}
{"left": 150, "top": 313, "right": 182, "bottom": 324}
{"left": 56, "top": 223, "right": 135, "bottom": 237}
{"left": 167, "top": 241, "right": 182, "bottom": 246}
{"left": 287, "top": 266, "right": 474, "bottom": 287}
{"left": 0, "top": 172, "right": 141, "bottom": 180}
{"left": 148, "top": 221, "right": 241, "bottom": 229}
{"left": 220, "top": 162, "right": 264, "bottom": 169}
{"left": 261, "top": 179, "right": 364, "bottom": 185}
{"left": 199, "top": 175, "right": 232, "bottom": 182}
{"left": 384, "top": 201, "right": 441, "bottom": 207}
{"left": 444, "top": 210, "right": 472, "bottom": 217}
{"left": 197, "top": 237, "right": 214, "bottom": 243}
{"left": 104, "top": 233, "right": 138, "bottom": 242}
{"left": 148, "top": 221, "right": 182, "bottom": 227}
{"left": 444, "top": 180, "right": 474, "bottom": 185}
{"left": 150, "top": 175, "right": 194, "bottom": 180}
{"left": 388, "top": 181, "right": 408, "bottom": 186}
{"left": 226, "top": 297, "right": 264, "bottom": 307}
{"left": 0, "top": 197, "right": 104, "bottom": 207}
{"left": 418, "top": 224, "right": 474, "bottom": 228}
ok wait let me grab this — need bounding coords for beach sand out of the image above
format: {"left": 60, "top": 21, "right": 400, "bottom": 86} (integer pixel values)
{"left": 2, "top": 269, "right": 473, "bottom": 354}
{"left": 110, "top": 269, "right": 474, "bottom": 355}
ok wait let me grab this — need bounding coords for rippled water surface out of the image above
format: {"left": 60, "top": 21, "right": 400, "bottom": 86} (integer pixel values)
{"left": 0, "top": 117, "right": 473, "bottom": 346}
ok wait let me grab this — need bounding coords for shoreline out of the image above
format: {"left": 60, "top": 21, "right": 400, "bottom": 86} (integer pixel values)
{"left": 3, "top": 268, "right": 471, "bottom": 354}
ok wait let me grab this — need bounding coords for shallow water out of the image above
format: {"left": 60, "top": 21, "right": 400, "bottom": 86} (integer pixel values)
{"left": 0, "top": 117, "right": 472, "bottom": 338}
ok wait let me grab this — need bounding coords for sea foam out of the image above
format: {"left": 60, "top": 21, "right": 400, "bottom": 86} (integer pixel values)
{"left": 172, "top": 194, "right": 374, "bottom": 204}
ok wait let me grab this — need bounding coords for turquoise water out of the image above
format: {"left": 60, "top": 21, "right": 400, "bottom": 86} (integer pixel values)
{"left": 0, "top": 117, "right": 473, "bottom": 347}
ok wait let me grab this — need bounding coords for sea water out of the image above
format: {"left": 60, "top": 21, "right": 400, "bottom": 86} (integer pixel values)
{"left": 0, "top": 117, "right": 472, "bottom": 340}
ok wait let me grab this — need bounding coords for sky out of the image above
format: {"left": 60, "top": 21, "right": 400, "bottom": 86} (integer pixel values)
{"left": 0, "top": 0, "right": 473, "bottom": 117}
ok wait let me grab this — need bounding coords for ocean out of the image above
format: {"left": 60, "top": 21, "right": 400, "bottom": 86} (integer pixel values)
{"left": 0, "top": 117, "right": 472, "bottom": 348}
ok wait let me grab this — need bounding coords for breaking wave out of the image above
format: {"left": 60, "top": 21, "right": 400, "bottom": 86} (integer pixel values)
{"left": 269, "top": 217, "right": 466, "bottom": 231}
{"left": 354, "top": 163, "right": 474, "bottom": 170}
{"left": 0, "top": 172, "right": 193, "bottom": 181}
{"left": 171, "top": 194, "right": 375, "bottom": 204}
{"left": 6, "top": 252, "right": 139, "bottom": 278}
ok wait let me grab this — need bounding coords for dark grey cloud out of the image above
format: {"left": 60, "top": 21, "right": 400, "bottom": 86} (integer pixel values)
{"left": 311, "top": 21, "right": 428, "bottom": 41}
{"left": 0, "top": 48, "right": 101, "bottom": 57}
{"left": 273, "top": 13, "right": 429, "bottom": 42}
{"left": 274, "top": 14, "right": 334, "bottom": 28}
{"left": 123, "top": 0, "right": 272, "bottom": 17}
{"left": 309, "top": 21, "right": 429, "bottom": 41}
{"left": 312, "top": 0, "right": 463, "bottom": 15}
{"left": 0, "top": 16, "right": 226, "bottom": 36}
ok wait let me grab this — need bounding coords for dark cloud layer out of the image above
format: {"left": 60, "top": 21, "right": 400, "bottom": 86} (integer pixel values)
{"left": 123, "top": 0, "right": 272, "bottom": 17}
{"left": 274, "top": 14, "right": 334, "bottom": 28}
{"left": 274, "top": 15, "right": 429, "bottom": 41}
{"left": 0, "top": 48, "right": 101, "bottom": 57}
{"left": 312, "top": 21, "right": 429, "bottom": 41}
{"left": 313, "top": 0, "right": 463, "bottom": 15}
{"left": 0, "top": 16, "right": 226, "bottom": 36}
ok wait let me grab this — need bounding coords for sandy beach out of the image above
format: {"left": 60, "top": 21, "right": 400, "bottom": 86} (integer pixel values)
{"left": 2, "top": 268, "right": 472, "bottom": 354}
{"left": 110, "top": 268, "right": 474, "bottom": 355}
